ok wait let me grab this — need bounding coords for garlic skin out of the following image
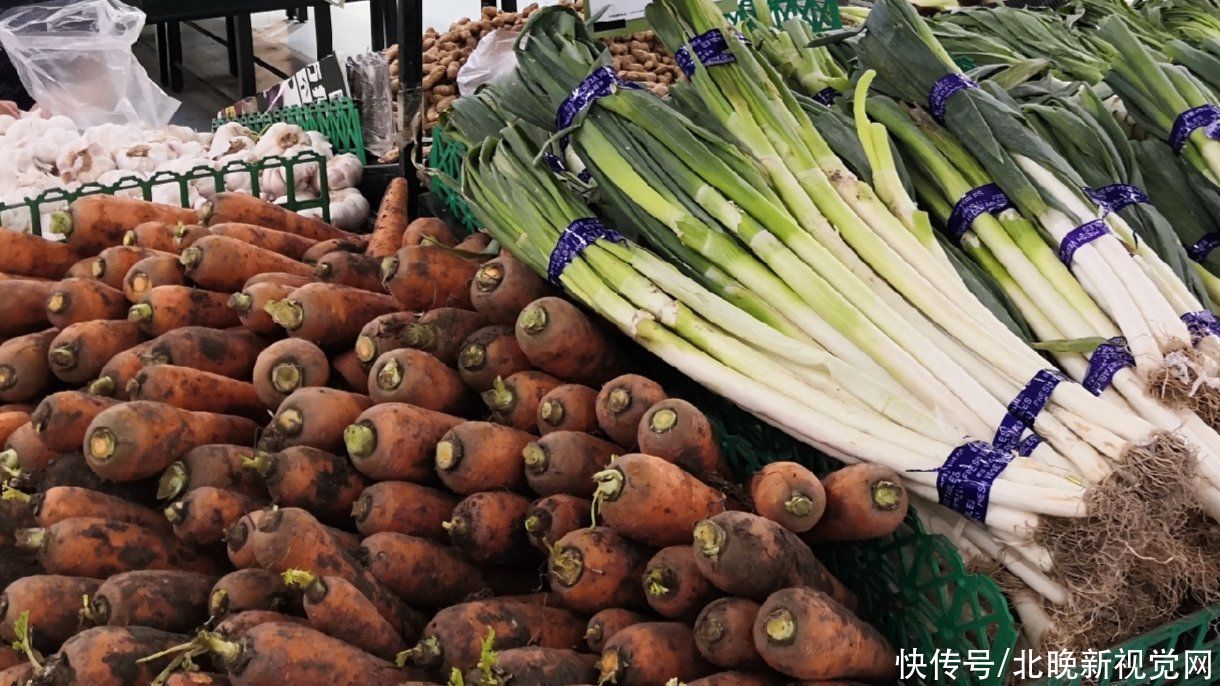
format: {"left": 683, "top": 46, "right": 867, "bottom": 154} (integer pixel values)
{"left": 326, "top": 154, "right": 363, "bottom": 191}
{"left": 56, "top": 142, "right": 117, "bottom": 184}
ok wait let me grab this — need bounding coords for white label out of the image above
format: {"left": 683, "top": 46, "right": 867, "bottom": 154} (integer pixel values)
{"left": 587, "top": 0, "right": 651, "bottom": 23}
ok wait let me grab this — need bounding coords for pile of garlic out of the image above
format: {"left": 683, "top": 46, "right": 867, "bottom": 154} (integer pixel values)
{"left": 0, "top": 115, "right": 370, "bottom": 234}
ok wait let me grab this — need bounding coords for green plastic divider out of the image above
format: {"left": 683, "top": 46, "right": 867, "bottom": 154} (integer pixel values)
{"left": 213, "top": 97, "right": 366, "bottom": 163}
{"left": 428, "top": 126, "right": 482, "bottom": 236}
{"left": 730, "top": 0, "right": 844, "bottom": 32}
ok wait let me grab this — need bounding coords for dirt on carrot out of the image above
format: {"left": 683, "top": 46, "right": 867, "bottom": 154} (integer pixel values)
{"left": 524, "top": 431, "right": 622, "bottom": 498}
{"left": 0, "top": 329, "right": 57, "bottom": 404}
{"left": 524, "top": 494, "right": 591, "bottom": 553}
{"left": 548, "top": 527, "right": 649, "bottom": 613}
{"left": 261, "top": 387, "right": 371, "bottom": 454}
{"left": 638, "top": 398, "right": 730, "bottom": 479}
{"left": 50, "top": 195, "right": 197, "bottom": 253}
{"left": 748, "top": 462, "right": 825, "bottom": 534}
{"left": 537, "top": 384, "right": 599, "bottom": 436}
{"left": 201, "top": 192, "right": 355, "bottom": 241}
{"left": 122, "top": 254, "right": 187, "bottom": 303}
{"left": 694, "top": 598, "right": 763, "bottom": 670}
{"left": 643, "top": 546, "right": 720, "bottom": 620}
{"left": 264, "top": 282, "right": 400, "bottom": 347}
{"left": 515, "top": 297, "right": 622, "bottom": 386}
{"left": 597, "top": 622, "right": 711, "bottom": 686}
{"left": 457, "top": 325, "right": 531, "bottom": 392}
{"left": 401, "top": 308, "right": 488, "bottom": 367}
{"left": 365, "top": 178, "right": 410, "bottom": 259}
{"left": 0, "top": 230, "right": 82, "bottom": 279}
{"left": 46, "top": 278, "right": 128, "bottom": 328}
{"left": 251, "top": 338, "right": 329, "bottom": 408}
{"left": 444, "top": 492, "right": 534, "bottom": 566}
{"left": 804, "top": 464, "right": 908, "bottom": 543}
{"left": 593, "top": 453, "right": 726, "bottom": 548}
{"left": 344, "top": 403, "right": 463, "bottom": 481}
{"left": 80, "top": 569, "right": 214, "bottom": 632}
{"left": 368, "top": 348, "right": 472, "bottom": 413}
{"left": 180, "top": 235, "right": 314, "bottom": 291}
{"left": 381, "top": 245, "right": 480, "bottom": 311}
{"left": 435, "top": 421, "right": 533, "bottom": 495}
{"left": 127, "top": 364, "right": 265, "bottom": 418}
{"left": 753, "top": 587, "right": 897, "bottom": 682}
{"left": 351, "top": 481, "right": 457, "bottom": 542}
{"left": 470, "top": 253, "right": 555, "bottom": 325}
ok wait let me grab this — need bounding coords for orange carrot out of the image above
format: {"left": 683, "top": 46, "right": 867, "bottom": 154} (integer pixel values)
{"left": 693, "top": 599, "right": 764, "bottom": 671}
{"left": 281, "top": 570, "right": 410, "bottom": 659}
{"left": 0, "top": 412, "right": 30, "bottom": 451}
{"left": 20, "top": 485, "right": 170, "bottom": 533}
{"left": 165, "top": 486, "right": 265, "bottom": 545}
{"left": 0, "top": 279, "right": 54, "bottom": 336}
{"left": 381, "top": 245, "right": 479, "bottom": 311}
{"left": 483, "top": 371, "right": 563, "bottom": 431}
{"left": 204, "top": 222, "right": 318, "bottom": 259}
{"left": 157, "top": 444, "right": 268, "bottom": 502}
{"left": 213, "top": 610, "right": 308, "bottom": 639}
{"left": 91, "top": 246, "right": 171, "bottom": 289}
{"left": 203, "top": 622, "right": 410, "bottom": 685}
{"left": 201, "top": 192, "right": 355, "bottom": 241}
{"left": 127, "top": 364, "right": 265, "bottom": 417}
{"left": 244, "top": 446, "right": 369, "bottom": 524}
{"left": 360, "top": 532, "right": 486, "bottom": 607}
{"left": 122, "top": 254, "right": 186, "bottom": 303}
{"left": 261, "top": 387, "right": 371, "bottom": 453}
{"left": 455, "top": 232, "right": 492, "bottom": 253}
{"left": 141, "top": 326, "right": 268, "bottom": 380}
{"left": 638, "top": 398, "right": 730, "bottom": 478}
{"left": 435, "top": 421, "right": 533, "bottom": 494}
{"left": 180, "top": 235, "right": 313, "bottom": 291}
{"left": 172, "top": 222, "right": 213, "bottom": 251}
{"left": 524, "top": 494, "right": 591, "bottom": 553}
{"left": 523, "top": 431, "right": 621, "bottom": 497}
{"left": 0, "top": 648, "right": 19, "bottom": 672}
{"left": 229, "top": 281, "right": 298, "bottom": 335}
{"left": 365, "top": 178, "right": 410, "bottom": 259}
{"left": 593, "top": 453, "right": 726, "bottom": 547}
{"left": 264, "top": 282, "right": 400, "bottom": 347}
{"left": 29, "top": 391, "right": 119, "bottom": 453}
{"left": 65, "top": 256, "right": 95, "bottom": 280}
{"left": 331, "top": 349, "right": 368, "bottom": 394}
{"left": 0, "top": 329, "right": 56, "bottom": 403}
{"left": 86, "top": 340, "right": 156, "bottom": 399}
{"left": 251, "top": 338, "right": 329, "bottom": 408}
{"left": 315, "top": 251, "right": 387, "bottom": 292}
{"left": 643, "top": 546, "right": 720, "bottom": 620}
{"left": 754, "top": 587, "right": 896, "bottom": 682}
{"left": 164, "top": 672, "right": 232, "bottom": 686}
{"left": 80, "top": 569, "right": 214, "bottom": 632}
{"left": 0, "top": 574, "right": 101, "bottom": 651}
{"left": 401, "top": 217, "right": 457, "bottom": 247}
{"left": 367, "top": 348, "right": 472, "bottom": 413}
{"left": 209, "top": 569, "right": 296, "bottom": 619}
{"left": 748, "top": 462, "right": 825, "bottom": 534}
{"left": 50, "top": 195, "right": 197, "bottom": 253}
{"left": 344, "top": 403, "right": 463, "bottom": 481}
{"left": 457, "top": 325, "right": 531, "bottom": 392}
{"left": 44, "top": 278, "right": 126, "bottom": 328}
{"left": 515, "top": 297, "right": 622, "bottom": 385}
{"left": 8, "top": 453, "right": 145, "bottom": 502}
{"left": 301, "top": 236, "right": 368, "bottom": 263}
{"left": 444, "top": 491, "right": 533, "bottom": 565}
{"left": 684, "top": 672, "right": 786, "bottom": 686}
{"left": 354, "top": 312, "right": 418, "bottom": 368}
{"left": 47, "top": 319, "right": 145, "bottom": 384}
{"left": 0, "top": 230, "right": 82, "bottom": 279}
{"left": 804, "top": 465, "right": 908, "bottom": 543}
{"left": 35, "top": 626, "right": 194, "bottom": 686}
{"left": 352, "top": 481, "right": 457, "bottom": 541}
{"left": 122, "top": 220, "right": 180, "bottom": 252}
{"left": 224, "top": 510, "right": 268, "bottom": 570}
{"left": 537, "top": 384, "right": 599, "bottom": 435}
{"left": 548, "top": 527, "right": 649, "bottom": 613}
{"left": 470, "top": 253, "right": 555, "bottom": 325}
{"left": 597, "top": 622, "right": 711, "bottom": 686}
{"left": 128, "top": 285, "right": 241, "bottom": 335}
{"left": 15, "top": 517, "right": 222, "bottom": 577}
{"left": 3, "top": 421, "right": 57, "bottom": 472}
{"left": 242, "top": 272, "right": 314, "bottom": 290}
{"left": 401, "top": 308, "right": 488, "bottom": 367}
{"left": 461, "top": 648, "right": 597, "bottom": 686}
{"left": 585, "top": 609, "right": 647, "bottom": 654}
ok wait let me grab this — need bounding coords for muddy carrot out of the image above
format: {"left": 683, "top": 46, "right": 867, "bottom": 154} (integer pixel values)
{"left": 354, "top": 312, "right": 417, "bottom": 368}
{"left": 344, "top": 403, "right": 463, "bottom": 481}
{"left": 401, "top": 308, "right": 489, "bottom": 367}
{"left": 537, "top": 384, "right": 599, "bottom": 436}
{"left": 224, "top": 510, "right": 268, "bottom": 570}
{"left": 804, "top": 465, "right": 909, "bottom": 543}
{"left": 0, "top": 230, "right": 82, "bottom": 279}
{"left": 693, "top": 598, "right": 763, "bottom": 671}
{"left": 360, "top": 533, "right": 486, "bottom": 607}
{"left": 0, "top": 575, "right": 101, "bottom": 651}
{"left": 301, "top": 236, "right": 368, "bottom": 263}
{"left": 265, "top": 283, "right": 399, "bottom": 347}
{"left": 47, "top": 319, "right": 145, "bottom": 384}
{"left": 748, "top": 462, "right": 825, "bottom": 534}
{"left": 593, "top": 453, "right": 726, "bottom": 548}
{"left": 209, "top": 569, "right": 296, "bottom": 619}
{"left": 315, "top": 251, "right": 386, "bottom": 292}
{"left": 281, "top": 570, "right": 410, "bottom": 659}
{"left": 244, "top": 446, "right": 368, "bottom": 524}
{"left": 87, "top": 340, "right": 156, "bottom": 399}
{"left": 483, "top": 371, "right": 562, "bottom": 431}
{"left": 330, "top": 349, "right": 368, "bottom": 394}
{"left": 262, "top": 387, "right": 371, "bottom": 453}
{"left": 365, "top": 178, "right": 409, "bottom": 259}
{"left": 595, "top": 377, "right": 667, "bottom": 449}
{"left": 401, "top": 217, "right": 457, "bottom": 247}
{"left": 597, "top": 622, "right": 711, "bottom": 686}
{"left": 457, "top": 325, "right": 531, "bottom": 392}
{"left": 15, "top": 517, "right": 221, "bottom": 577}
{"left": 84, "top": 401, "right": 259, "bottom": 481}
{"left": 166, "top": 487, "right": 266, "bottom": 545}
{"left": 35, "top": 625, "right": 189, "bottom": 686}
{"left": 523, "top": 431, "right": 621, "bottom": 497}
{"left": 692, "top": 511, "right": 856, "bottom": 611}
{"left": 19, "top": 485, "right": 170, "bottom": 533}
{"left": 0, "top": 648, "right": 18, "bottom": 672}
{"left": 638, "top": 398, "right": 729, "bottom": 478}
{"left": 454, "top": 232, "right": 492, "bottom": 253}
{"left": 4, "top": 421, "right": 57, "bottom": 472}
{"left": 80, "top": 569, "right": 214, "bottom": 632}
{"left": 45, "top": 278, "right": 127, "bottom": 327}
{"left": 0, "top": 279, "right": 54, "bottom": 336}
{"left": 128, "top": 285, "right": 240, "bottom": 335}
{"left": 91, "top": 246, "right": 171, "bottom": 289}
{"left": 7, "top": 453, "right": 149, "bottom": 505}
{"left": 205, "top": 222, "right": 319, "bottom": 260}
{"left": 143, "top": 326, "right": 268, "bottom": 380}
{"left": 524, "top": 494, "right": 591, "bottom": 553}
{"left": 470, "top": 253, "right": 555, "bottom": 325}
{"left": 127, "top": 365, "right": 265, "bottom": 418}
{"left": 0, "top": 412, "right": 29, "bottom": 451}
{"left": 683, "top": 671, "right": 786, "bottom": 686}
{"left": 548, "top": 527, "right": 649, "bottom": 613}
{"left": 173, "top": 223, "right": 213, "bottom": 251}
{"left": 202, "top": 192, "right": 355, "bottom": 241}
{"left": 368, "top": 348, "right": 471, "bottom": 413}
{"left": 158, "top": 445, "right": 267, "bottom": 502}
{"left": 243, "top": 272, "right": 314, "bottom": 290}
{"left": 122, "top": 254, "right": 186, "bottom": 303}
{"left": 229, "top": 283, "right": 292, "bottom": 335}
{"left": 165, "top": 672, "right": 232, "bottom": 686}
{"left": 435, "top": 421, "right": 533, "bottom": 494}
{"left": 644, "top": 546, "right": 720, "bottom": 620}
{"left": 50, "top": 195, "right": 197, "bottom": 253}
{"left": 213, "top": 610, "right": 308, "bottom": 639}
{"left": 0, "top": 329, "right": 56, "bottom": 403}
{"left": 202, "top": 622, "right": 409, "bottom": 685}
{"left": 515, "top": 297, "right": 622, "bottom": 385}
{"left": 443, "top": 492, "right": 533, "bottom": 565}
{"left": 0, "top": 663, "right": 33, "bottom": 686}
{"left": 462, "top": 647, "right": 597, "bottom": 686}
{"left": 122, "top": 221, "right": 180, "bottom": 252}
{"left": 754, "top": 587, "right": 896, "bottom": 682}
{"left": 351, "top": 482, "right": 457, "bottom": 541}
{"left": 381, "top": 245, "right": 479, "bottom": 311}
{"left": 251, "top": 338, "right": 329, "bottom": 408}
{"left": 180, "top": 235, "right": 313, "bottom": 291}
{"left": 65, "top": 256, "right": 95, "bottom": 280}
{"left": 585, "top": 609, "right": 647, "bottom": 654}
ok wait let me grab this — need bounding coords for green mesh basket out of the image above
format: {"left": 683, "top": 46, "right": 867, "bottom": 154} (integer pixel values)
{"left": 729, "top": 0, "right": 844, "bottom": 32}
{"left": 213, "top": 97, "right": 366, "bottom": 163}
{"left": 428, "top": 126, "right": 482, "bottom": 236}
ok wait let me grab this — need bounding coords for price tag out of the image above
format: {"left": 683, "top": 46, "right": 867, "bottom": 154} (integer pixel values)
{"left": 586, "top": 0, "right": 738, "bottom": 37}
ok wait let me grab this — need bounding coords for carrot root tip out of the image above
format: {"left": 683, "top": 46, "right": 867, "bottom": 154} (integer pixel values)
{"left": 128, "top": 303, "right": 153, "bottom": 323}
{"left": 88, "top": 376, "right": 116, "bottom": 396}
{"left": 518, "top": 303, "right": 549, "bottom": 335}
{"left": 649, "top": 408, "right": 678, "bottom": 433}
{"left": 265, "top": 300, "right": 304, "bottom": 331}
{"left": 0, "top": 365, "right": 15, "bottom": 390}
{"left": 474, "top": 263, "right": 505, "bottom": 292}
{"left": 180, "top": 247, "right": 203, "bottom": 270}
{"left": 343, "top": 423, "right": 377, "bottom": 460}
{"left": 785, "top": 494, "right": 816, "bottom": 518}
{"left": 459, "top": 344, "right": 487, "bottom": 371}
{"left": 375, "top": 358, "right": 403, "bottom": 391}
{"left": 87, "top": 427, "right": 117, "bottom": 461}
{"left": 606, "top": 388, "right": 632, "bottom": 415}
{"left": 46, "top": 292, "right": 68, "bottom": 313}
{"left": 539, "top": 400, "right": 564, "bottom": 426}
{"left": 228, "top": 292, "right": 253, "bottom": 313}
{"left": 48, "top": 211, "right": 73, "bottom": 237}
{"left": 695, "top": 617, "right": 724, "bottom": 643}
{"left": 693, "top": 520, "right": 726, "bottom": 558}
{"left": 763, "top": 608, "right": 797, "bottom": 644}
{"left": 435, "top": 439, "right": 462, "bottom": 471}
{"left": 354, "top": 336, "right": 377, "bottom": 363}
{"left": 270, "top": 363, "right": 304, "bottom": 393}
{"left": 549, "top": 548, "right": 584, "bottom": 587}
{"left": 209, "top": 589, "right": 229, "bottom": 617}
{"left": 49, "top": 346, "right": 78, "bottom": 371}
{"left": 14, "top": 527, "right": 44, "bottom": 551}
{"left": 872, "top": 480, "right": 904, "bottom": 511}
{"left": 157, "top": 463, "right": 188, "bottom": 501}
{"left": 592, "top": 469, "right": 624, "bottom": 502}
{"left": 276, "top": 408, "right": 304, "bottom": 436}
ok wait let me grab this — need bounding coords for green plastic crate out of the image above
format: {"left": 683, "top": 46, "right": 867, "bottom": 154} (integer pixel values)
{"left": 730, "top": 0, "right": 844, "bottom": 32}
{"left": 428, "top": 126, "right": 482, "bottom": 236}
{"left": 213, "top": 97, "right": 366, "bottom": 164}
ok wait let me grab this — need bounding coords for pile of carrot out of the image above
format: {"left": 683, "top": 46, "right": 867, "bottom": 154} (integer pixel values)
{"left": 0, "top": 181, "right": 907, "bottom": 686}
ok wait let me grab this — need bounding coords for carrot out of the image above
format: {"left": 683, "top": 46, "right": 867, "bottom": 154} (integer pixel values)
{"left": 0, "top": 649, "right": 19, "bottom": 672}
{"left": 360, "top": 532, "right": 486, "bottom": 607}
{"left": 444, "top": 492, "right": 533, "bottom": 565}
{"left": 202, "top": 192, "right": 355, "bottom": 241}
{"left": 251, "top": 338, "right": 329, "bottom": 408}
{"left": 166, "top": 487, "right": 266, "bottom": 545}
{"left": 224, "top": 510, "right": 268, "bottom": 570}
{"left": 15, "top": 517, "right": 221, "bottom": 577}
{"left": 435, "top": 421, "right": 533, "bottom": 494}
{"left": 0, "top": 664, "right": 32, "bottom": 686}
{"left": 7, "top": 454, "right": 150, "bottom": 506}
{"left": 91, "top": 245, "right": 170, "bottom": 289}
{"left": 381, "top": 245, "right": 480, "bottom": 311}
{"left": 524, "top": 494, "right": 591, "bottom": 553}
{"left": 86, "top": 340, "right": 156, "bottom": 399}
{"left": 462, "top": 647, "right": 597, "bottom": 686}
{"left": 64, "top": 256, "right": 95, "bottom": 280}
{"left": 4, "top": 421, "right": 57, "bottom": 472}
{"left": 344, "top": 403, "right": 463, "bottom": 481}
{"left": 594, "top": 375, "right": 666, "bottom": 454}
{"left": 804, "top": 464, "right": 909, "bottom": 543}
{"left": 401, "top": 599, "right": 585, "bottom": 675}
{"left": 455, "top": 231, "right": 492, "bottom": 253}
{"left": 537, "top": 384, "right": 599, "bottom": 435}
{"left": 747, "top": 462, "right": 825, "bottom": 534}
{"left": 329, "top": 350, "right": 366, "bottom": 393}
{"left": 685, "top": 672, "right": 786, "bottom": 686}
{"left": 523, "top": 431, "right": 621, "bottom": 497}
{"left": 165, "top": 672, "right": 232, "bottom": 686}
{"left": 470, "top": 253, "right": 555, "bottom": 325}
{"left": 158, "top": 445, "right": 266, "bottom": 502}
{"left": 180, "top": 235, "right": 313, "bottom": 292}
{"left": 204, "top": 222, "right": 319, "bottom": 260}
{"left": 264, "top": 283, "right": 400, "bottom": 347}
{"left": 352, "top": 481, "right": 457, "bottom": 541}
{"left": 281, "top": 570, "right": 410, "bottom": 659}
{"left": 585, "top": 609, "right": 647, "bottom": 654}
{"left": 0, "top": 575, "right": 101, "bottom": 651}
{"left": 128, "top": 285, "right": 240, "bottom": 335}
{"left": 127, "top": 365, "right": 265, "bottom": 418}
{"left": 483, "top": 371, "right": 562, "bottom": 431}
{"left": 457, "top": 325, "right": 531, "bottom": 392}
{"left": 638, "top": 398, "right": 730, "bottom": 478}
{"left": 0, "top": 404, "right": 31, "bottom": 414}
{"left": 301, "top": 236, "right": 368, "bottom": 263}
{"left": 143, "top": 326, "right": 268, "bottom": 380}
{"left": 693, "top": 598, "right": 763, "bottom": 670}
{"left": 754, "top": 587, "right": 896, "bottom": 682}
{"left": 213, "top": 611, "right": 308, "bottom": 639}
{"left": 261, "top": 387, "right": 371, "bottom": 453}
{"left": 643, "top": 546, "right": 720, "bottom": 620}
{"left": 0, "top": 230, "right": 82, "bottom": 278}
{"left": 366, "top": 178, "right": 410, "bottom": 259}
{"left": 548, "top": 527, "right": 649, "bottom": 613}
{"left": 402, "top": 308, "right": 489, "bottom": 367}
{"left": 0, "top": 412, "right": 28, "bottom": 460}
{"left": 122, "top": 254, "right": 186, "bottom": 303}
{"left": 315, "top": 251, "right": 386, "bottom": 292}
{"left": 244, "top": 272, "right": 314, "bottom": 291}
{"left": 368, "top": 348, "right": 472, "bottom": 412}
{"left": 229, "top": 283, "right": 293, "bottom": 335}
{"left": 515, "top": 297, "right": 622, "bottom": 386}
{"left": 0, "top": 279, "right": 54, "bottom": 336}
{"left": 32, "top": 625, "right": 187, "bottom": 686}
{"left": 597, "top": 622, "right": 711, "bottom": 686}
{"left": 401, "top": 218, "right": 457, "bottom": 248}
{"left": 201, "top": 622, "right": 410, "bottom": 686}
{"left": 50, "top": 195, "right": 197, "bottom": 253}
{"left": 84, "top": 401, "right": 259, "bottom": 481}
{"left": 209, "top": 569, "right": 296, "bottom": 619}
{"left": 354, "top": 312, "right": 417, "bottom": 368}
{"left": 122, "top": 220, "right": 180, "bottom": 252}
{"left": 692, "top": 511, "right": 856, "bottom": 610}
{"left": 45, "top": 278, "right": 127, "bottom": 327}
{"left": 80, "top": 569, "right": 214, "bottom": 632}
{"left": 0, "top": 329, "right": 56, "bottom": 403}
{"left": 244, "top": 446, "right": 369, "bottom": 523}
{"left": 173, "top": 222, "right": 214, "bottom": 251}
{"left": 593, "top": 453, "right": 726, "bottom": 547}
{"left": 22, "top": 485, "right": 170, "bottom": 533}
{"left": 47, "top": 319, "right": 145, "bottom": 384}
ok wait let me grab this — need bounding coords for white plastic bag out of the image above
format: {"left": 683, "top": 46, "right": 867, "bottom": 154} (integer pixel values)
{"left": 457, "top": 28, "right": 520, "bottom": 97}
{"left": 0, "top": 0, "right": 179, "bottom": 128}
